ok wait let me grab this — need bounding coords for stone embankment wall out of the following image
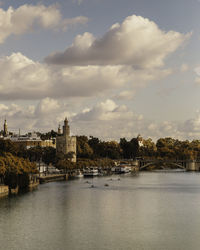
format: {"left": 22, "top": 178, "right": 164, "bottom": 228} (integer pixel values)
{"left": 39, "top": 174, "right": 68, "bottom": 184}
{"left": 0, "top": 185, "right": 9, "bottom": 198}
{"left": 186, "top": 161, "right": 200, "bottom": 171}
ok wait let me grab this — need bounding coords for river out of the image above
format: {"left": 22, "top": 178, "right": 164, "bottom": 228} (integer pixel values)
{"left": 1, "top": 172, "right": 200, "bottom": 250}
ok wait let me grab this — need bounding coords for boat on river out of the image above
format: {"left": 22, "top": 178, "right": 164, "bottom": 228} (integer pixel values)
{"left": 115, "top": 164, "right": 131, "bottom": 174}
{"left": 75, "top": 169, "right": 84, "bottom": 178}
{"left": 83, "top": 167, "right": 99, "bottom": 177}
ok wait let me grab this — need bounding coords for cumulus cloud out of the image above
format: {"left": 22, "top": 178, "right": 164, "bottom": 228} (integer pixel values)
{"left": 62, "top": 16, "right": 89, "bottom": 31}
{"left": 45, "top": 15, "right": 189, "bottom": 68}
{"left": 0, "top": 52, "right": 170, "bottom": 100}
{"left": 0, "top": 98, "right": 69, "bottom": 132}
{"left": 70, "top": 99, "right": 145, "bottom": 140}
{"left": 0, "top": 99, "right": 200, "bottom": 141}
{"left": 73, "top": 99, "right": 139, "bottom": 121}
{"left": 114, "top": 90, "right": 135, "bottom": 100}
{"left": 35, "top": 98, "right": 60, "bottom": 116}
{"left": 0, "top": 4, "right": 88, "bottom": 43}
{"left": 0, "top": 15, "right": 186, "bottom": 101}
{"left": 70, "top": 102, "right": 200, "bottom": 141}
{"left": 179, "top": 113, "right": 200, "bottom": 134}
{"left": 0, "top": 99, "right": 143, "bottom": 138}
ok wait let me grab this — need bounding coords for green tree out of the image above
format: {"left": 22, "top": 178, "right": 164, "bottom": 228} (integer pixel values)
{"left": 77, "top": 136, "right": 93, "bottom": 158}
{"left": 42, "top": 147, "right": 56, "bottom": 165}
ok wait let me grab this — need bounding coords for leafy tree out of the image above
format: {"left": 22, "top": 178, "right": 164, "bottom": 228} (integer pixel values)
{"left": 0, "top": 139, "right": 19, "bottom": 156}
{"left": 39, "top": 130, "right": 58, "bottom": 140}
{"left": 42, "top": 147, "right": 56, "bottom": 165}
{"left": 120, "top": 138, "right": 139, "bottom": 159}
{"left": 0, "top": 153, "right": 37, "bottom": 190}
{"left": 26, "top": 146, "right": 43, "bottom": 162}
{"left": 140, "top": 138, "right": 157, "bottom": 158}
{"left": 77, "top": 136, "right": 93, "bottom": 158}
{"left": 88, "top": 136, "right": 100, "bottom": 157}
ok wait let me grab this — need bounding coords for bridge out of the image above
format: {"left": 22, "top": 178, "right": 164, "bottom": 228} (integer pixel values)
{"left": 138, "top": 159, "right": 200, "bottom": 171}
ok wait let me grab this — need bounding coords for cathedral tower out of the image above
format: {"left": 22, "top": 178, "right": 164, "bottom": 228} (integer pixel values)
{"left": 3, "top": 119, "right": 8, "bottom": 137}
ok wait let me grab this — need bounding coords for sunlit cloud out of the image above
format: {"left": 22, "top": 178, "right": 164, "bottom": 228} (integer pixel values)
{"left": 46, "top": 15, "right": 190, "bottom": 69}
{"left": 0, "top": 4, "right": 88, "bottom": 43}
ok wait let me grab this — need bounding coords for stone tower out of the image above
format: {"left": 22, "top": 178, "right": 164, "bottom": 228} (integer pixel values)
{"left": 56, "top": 118, "right": 76, "bottom": 162}
{"left": 3, "top": 119, "right": 8, "bottom": 137}
{"left": 63, "top": 118, "right": 70, "bottom": 136}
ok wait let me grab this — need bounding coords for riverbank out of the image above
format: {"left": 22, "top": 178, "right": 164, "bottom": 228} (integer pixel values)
{"left": 38, "top": 174, "right": 68, "bottom": 184}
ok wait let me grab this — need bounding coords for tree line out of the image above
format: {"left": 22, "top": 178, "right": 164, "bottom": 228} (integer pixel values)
{"left": 1, "top": 134, "right": 200, "bottom": 180}
{"left": 77, "top": 136, "right": 200, "bottom": 161}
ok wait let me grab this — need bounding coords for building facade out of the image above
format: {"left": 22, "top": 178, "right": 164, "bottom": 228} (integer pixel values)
{"left": 137, "top": 134, "right": 144, "bottom": 147}
{"left": 10, "top": 133, "right": 56, "bottom": 149}
{"left": 56, "top": 118, "right": 76, "bottom": 162}
{"left": 0, "top": 120, "right": 56, "bottom": 149}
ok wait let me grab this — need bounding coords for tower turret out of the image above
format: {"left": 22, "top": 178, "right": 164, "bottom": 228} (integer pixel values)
{"left": 63, "top": 117, "right": 70, "bottom": 136}
{"left": 56, "top": 118, "right": 76, "bottom": 162}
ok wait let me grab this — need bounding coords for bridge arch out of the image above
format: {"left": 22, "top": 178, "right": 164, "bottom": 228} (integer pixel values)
{"left": 140, "top": 160, "right": 186, "bottom": 170}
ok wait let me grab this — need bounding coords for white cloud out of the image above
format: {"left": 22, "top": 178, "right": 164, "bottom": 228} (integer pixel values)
{"left": 0, "top": 14, "right": 185, "bottom": 102}
{"left": 0, "top": 103, "right": 8, "bottom": 112}
{"left": 180, "top": 63, "right": 189, "bottom": 72}
{"left": 114, "top": 90, "right": 135, "bottom": 100}
{"left": 35, "top": 98, "right": 60, "bottom": 116}
{"left": 0, "top": 4, "right": 88, "bottom": 43}
{"left": 179, "top": 113, "right": 200, "bottom": 134}
{"left": 73, "top": 99, "right": 136, "bottom": 121}
{"left": 45, "top": 15, "right": 190, "bottom": 68}
{"left": 62, "top": 16, "right": 89, "bottom": 31}
{"left": 0, "top": 52, "right": 170, "bottom": 100}
{"left": 71, "top": 99, "right": 144, "bottom": 139}
{"left": 0, "top": 99, "right": 200, "bottom": 141}
{"left": 0, "top": 98, "right": 66, "bottom": 132}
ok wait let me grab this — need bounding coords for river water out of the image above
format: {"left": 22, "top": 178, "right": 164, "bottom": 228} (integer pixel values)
{"left": 1, "top": 172, "right": 200, "bottom": 250}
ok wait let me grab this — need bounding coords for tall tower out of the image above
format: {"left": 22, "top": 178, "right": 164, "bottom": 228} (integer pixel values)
{"left": 3, "top": 119, "right": 8, "bottom": 137}
{"left": 63, "top": 117, "right": 70, "bottom": 136}
{"left": 56, "top": 118, "right": 76, "bottom": 162}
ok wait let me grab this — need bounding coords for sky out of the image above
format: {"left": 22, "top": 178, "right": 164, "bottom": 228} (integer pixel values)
{"left": 0, "top": 0, "right": 200, "bottom": 141}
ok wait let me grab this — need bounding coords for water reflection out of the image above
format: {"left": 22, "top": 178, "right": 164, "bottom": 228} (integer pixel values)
{"left": 1, "top": 173, "right": 200, "bottom": 250}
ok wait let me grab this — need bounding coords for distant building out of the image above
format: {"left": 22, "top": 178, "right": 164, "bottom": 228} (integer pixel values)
{"left": 0, "top": 120, "right": 56, "bottom": 149}
{"left": 56, "top": 118, "right": 76, "bottom": 162}
{"left": 137, "top": 134, "right": 144, "bottom": 147}
{"left": 10, "top": 132, "right": 56, "bottom": 149}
